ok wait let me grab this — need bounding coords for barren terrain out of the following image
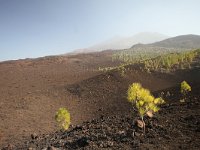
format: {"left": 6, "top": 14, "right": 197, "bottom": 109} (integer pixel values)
{"left": 0, "top": 50, "right": 200, "bottom": 149}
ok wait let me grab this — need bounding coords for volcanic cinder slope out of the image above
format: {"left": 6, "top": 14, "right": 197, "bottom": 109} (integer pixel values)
{"left": 0, "top": 35, "right": 200, "bottom": 149}
{"left": 0, "top": 51, "right": 117, "bottom": 146}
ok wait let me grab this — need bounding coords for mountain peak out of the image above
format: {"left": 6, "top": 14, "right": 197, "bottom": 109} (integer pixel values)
{"left": 72, "top": 32, "right": 169, "bottom": 54}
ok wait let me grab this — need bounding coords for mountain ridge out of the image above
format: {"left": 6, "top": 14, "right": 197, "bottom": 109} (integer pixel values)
{"left": 131, "top": 34, "right": 200, "bottom": 49}
{"left": 71, "top": 32, "right": 169, "bottom": 54}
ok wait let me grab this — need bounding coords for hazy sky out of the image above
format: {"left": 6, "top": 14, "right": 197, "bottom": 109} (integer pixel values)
{"left": 0, "top": 0, "right": 200, "bottom": 61}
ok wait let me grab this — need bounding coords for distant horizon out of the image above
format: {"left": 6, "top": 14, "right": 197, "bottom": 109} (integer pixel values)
{"left": 0, "top": 31, "right": 171, "bottom": 61}
{"left": 0, "top": 32, "right": 200, "bottom": 62}
{"left": 1, "top": 0, "right": 200, "bottom": 61}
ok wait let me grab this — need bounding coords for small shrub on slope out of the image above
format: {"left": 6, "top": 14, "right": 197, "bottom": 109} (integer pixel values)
{"left": 55, "top": 108, "right": 71, "bottom": 130}
{"left": 127, "top": 83, "right": 165, "bottom": 132}
{"left": 181, "top": 81, "right": 191, "bottom": 95}
{"left": 180, "top": 81, "right": 191, "bottom": 102}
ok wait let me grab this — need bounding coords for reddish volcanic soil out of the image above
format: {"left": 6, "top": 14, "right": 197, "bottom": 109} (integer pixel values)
{"left": 0, "top": 51, "right": 117, "bottom": 146}
{"left": 0, "top": 51, "right": 200, "bottom": 149}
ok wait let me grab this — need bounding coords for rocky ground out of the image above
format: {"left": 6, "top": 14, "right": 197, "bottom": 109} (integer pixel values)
{"left": 3, "top": 87, "right": 200, "bottom": 150}
{"left": 0, "top": 51, "right": 200, "bottom": 149}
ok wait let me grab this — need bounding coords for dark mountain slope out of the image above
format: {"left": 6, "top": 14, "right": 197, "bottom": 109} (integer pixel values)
{"left": 7, "top": 65, "right": 200, "bottom": 150}
{"left": 132, "top": 34, "right": 200, "bottom": 49}
{"left": 149, "top": 34, "right": 200, "bottom": 49}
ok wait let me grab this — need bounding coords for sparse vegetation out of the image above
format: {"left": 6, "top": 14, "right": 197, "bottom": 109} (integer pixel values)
{"left": 127, "top": 83, "right": 165, "bottom": 132}
{"left": 143, "top": 49, "right": 199, "bottom": 71}
{"left": 2, "top": 34, "right": 200, "bottom": 149}
{"left": 97, "top": 48, "right": 200, "bottom": 78}
{"left": 55, "top": 108, "right": 71, "bottom": 130}
{"left": 98, "top": 63, "right": 128, "bottom": 76}
{"left": 112, "top": 47, "right": 187, "bottom": 64}
{"left": 180, "top": 81, "right": 191, "bottom": 102}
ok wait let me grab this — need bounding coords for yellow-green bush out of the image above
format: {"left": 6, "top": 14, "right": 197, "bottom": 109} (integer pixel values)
{"left": 55, "top": 108, "right": 71, "bottom": 130}
{"left": 127, "top": 83, "right": 165, "bottom": 120}
{"left": 181, "top": 81, "right": 191, "bottom": 95}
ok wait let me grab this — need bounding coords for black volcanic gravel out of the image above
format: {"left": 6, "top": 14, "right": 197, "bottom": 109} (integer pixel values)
{"left": 3, "top": 91, "right": 200, "bottom": 150}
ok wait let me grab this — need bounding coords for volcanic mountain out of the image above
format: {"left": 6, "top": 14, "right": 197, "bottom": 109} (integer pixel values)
{"left": 132, "top": 34, "right": 200, "bottom": 49}
{"left": 72, "top": 32, "right": 169, "bottom": 54}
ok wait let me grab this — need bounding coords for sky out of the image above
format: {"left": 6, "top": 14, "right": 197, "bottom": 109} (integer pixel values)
{"left": 0, "top": 0, "right": 200, "bottom": 61}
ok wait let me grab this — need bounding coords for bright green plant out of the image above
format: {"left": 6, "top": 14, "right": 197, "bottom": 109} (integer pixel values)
{"left": 55, "top": 108, "right": 71, "bottom": 130}
{"left": 127, "top": 83, "right": 165, "bottom": 132}
{"left": 180, "top": 81, "right": 191, "bottom": 102}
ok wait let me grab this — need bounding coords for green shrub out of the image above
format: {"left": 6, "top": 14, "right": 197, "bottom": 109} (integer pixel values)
{"left": 55, "top": 108, "right": 71, "bottom": 130}
{"left": 143, "top": 50, "right": 199, "bottom": 71}
{"left": 180, "top": 81, "right": 191, "bottom": 102}
{"left": 127, "top": 83, "right": 165, "bottom": 132}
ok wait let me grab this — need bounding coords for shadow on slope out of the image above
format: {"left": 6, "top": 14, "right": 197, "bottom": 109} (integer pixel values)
{"left": 11, "top": 77, "right": 200, "bottom": 150}
{"left": 64, "top": 63, "right": 200, "bottom": 123}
